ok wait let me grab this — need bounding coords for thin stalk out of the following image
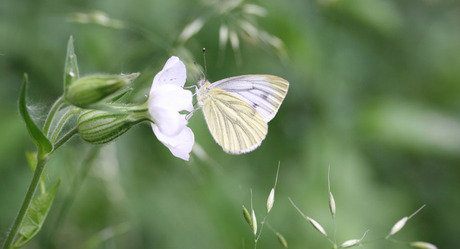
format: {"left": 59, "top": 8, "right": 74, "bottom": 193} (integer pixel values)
{"left": 2, "top": 124, "right": 77, "bottom": 249}
{"left": 1, "top": 155, "right": 49, "bottom": 249}
{"left": 50, "top": 107, "right": 74, "bottom": 143}
{"left": 125, "top": 22, "right": 170, "bottom": 51}
{"left": 39, "top": 174, "right": 47, "bottom": 195}
{"left": 43, "top": 96, "right": 65, "bottom": 137}
{"left": 254, "top": 214, "right": 269, "bottom": 249}
{"left": 53, "top": 127, "right": 78, "bottom": 151}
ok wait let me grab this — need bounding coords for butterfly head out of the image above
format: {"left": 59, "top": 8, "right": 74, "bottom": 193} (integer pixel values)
{"left": 197, "top": 77, "right": 208, "bottom": 87}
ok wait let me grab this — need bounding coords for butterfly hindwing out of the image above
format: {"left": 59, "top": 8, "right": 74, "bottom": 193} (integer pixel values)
{"left": 201, "top": 88, "right": 268, "bottom": 154}
{"left": 209, "top": 75, "right": 289, "bottom": 122}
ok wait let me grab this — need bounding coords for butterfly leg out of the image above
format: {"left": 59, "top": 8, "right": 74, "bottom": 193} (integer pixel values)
{"left": 185, "top": 106, "right": 202, "bottom": 120}
{"left": 184, "top": 85, "right": 199, "bottom": 96}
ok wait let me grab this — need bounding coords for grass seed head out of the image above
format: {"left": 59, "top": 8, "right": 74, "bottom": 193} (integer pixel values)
{"left": 410, "top": 241, "right": 438, "bottom": 249}
{"left": 267, "top": 188, "right": 275, "bottom": 213}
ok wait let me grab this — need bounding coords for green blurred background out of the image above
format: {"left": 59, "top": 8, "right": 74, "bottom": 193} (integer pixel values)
{"left": 1, "top": 0, "right": 460, "bottom": 248}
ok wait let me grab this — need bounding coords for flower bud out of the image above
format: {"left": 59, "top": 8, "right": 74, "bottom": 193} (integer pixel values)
{"left": 66, "top": 73, "right": 139, "bottom": 107}
{"left": 77, "top": 108, "right": 145, "bottom": 144}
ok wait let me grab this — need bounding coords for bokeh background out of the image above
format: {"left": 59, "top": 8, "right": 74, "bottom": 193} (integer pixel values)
{"left": 1, "top": 0, "right": 460, "bottom": 248}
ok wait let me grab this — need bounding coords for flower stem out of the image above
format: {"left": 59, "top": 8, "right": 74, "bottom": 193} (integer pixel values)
{"left": 53, "top": 127, "right": 78, "bottom": 151}
{"left": 50, "top": 107, "right": 75, "bottom": 143}
{"left": 1, "top": 154, "right": 49, "bottom": 249}
{"left": 2, "top": 117, "right": 77, "bottom": 249}
{"left": 43, "top": 96, "right": 65, "bottom": 137}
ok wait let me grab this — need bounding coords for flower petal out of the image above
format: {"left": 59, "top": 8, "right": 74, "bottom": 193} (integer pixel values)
{"left": 148, "top": 56, "right": 195, "bottom": 160}
{"left": 149, "top": 106, "right": 187, "bottom": 137}
{"left": 149, "top": 84, "right": 193, "bottom": 112}
{"left": 152, "top": 124, "right": 194, "bottom": 161}
{"left": 151, "top": 56, "right": 186, "bottom": 92}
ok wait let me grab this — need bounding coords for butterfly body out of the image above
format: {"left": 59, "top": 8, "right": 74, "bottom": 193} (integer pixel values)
{"left": 196, "top": 75, "right": 289, "bottom": 154}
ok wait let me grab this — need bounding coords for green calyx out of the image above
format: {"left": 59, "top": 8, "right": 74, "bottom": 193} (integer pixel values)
{"left": 77, "top": 105, "right": 148, "bottom": 144}
{"left": 65, "top": 73, "right": 139, "bottom": 107}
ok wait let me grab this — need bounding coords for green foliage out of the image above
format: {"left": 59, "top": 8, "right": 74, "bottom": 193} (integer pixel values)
{"left": 63, "top": 36, "right": 80, "bottom": 93}
{"left": 2, "top": 0, "right": 460, "bottom": 248}
{"left": 12, "top": 181, "right": 60, "bottom": 249}
{"left": 18, "top": 75, "right": 53, "bottom": 156}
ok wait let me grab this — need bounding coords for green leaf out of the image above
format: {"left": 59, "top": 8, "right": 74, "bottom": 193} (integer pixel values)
{"left": 63, "top": 36, "right": 79, "bottom": 93}
{"left": 12, "top": 181, "right": 61, "bottom": 249}
{"left": 19, "top": 74, "right": 53, "bottom": 155}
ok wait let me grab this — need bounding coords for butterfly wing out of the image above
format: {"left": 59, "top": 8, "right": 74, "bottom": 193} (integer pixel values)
{"left": 209, "top": 75, "right": 289, "bottom": 122}
{"left": 201, "top": 88, "right": 268, "bottom": 154}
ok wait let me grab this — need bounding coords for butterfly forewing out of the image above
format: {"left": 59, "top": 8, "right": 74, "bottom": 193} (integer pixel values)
{"left": 209, "top": 75, "right": 289, "bottom": 122}
{"left": 201, "top": 88, "right": 268, "bottom": 154}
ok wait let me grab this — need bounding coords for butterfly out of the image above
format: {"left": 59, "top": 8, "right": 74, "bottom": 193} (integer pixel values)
{"left": 196, "top": 74, "right": 289, "bottom": 154}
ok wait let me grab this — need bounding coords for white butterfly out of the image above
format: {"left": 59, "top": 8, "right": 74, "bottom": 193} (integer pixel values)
{"left": 196, "top": 74, "right": 289, "bottom": 154}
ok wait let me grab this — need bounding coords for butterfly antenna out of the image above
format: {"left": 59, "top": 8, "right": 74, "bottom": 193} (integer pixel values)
{"left": 202, "top": 48, "right": 208, "bottom": 79}
{"left": 193, "top": 61, "right": 203, "bottom": 76}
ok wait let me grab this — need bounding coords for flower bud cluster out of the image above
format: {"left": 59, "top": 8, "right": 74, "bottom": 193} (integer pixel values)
{"left": 64, "top": 71, "right": 146, "bottom": 145}
{"left": 67, "top": 56, "right": 194, "bottom": 160}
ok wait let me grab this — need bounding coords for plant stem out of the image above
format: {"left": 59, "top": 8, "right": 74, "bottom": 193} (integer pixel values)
{"left": 1, "top": 155, "right": 49, "bottom": 249}
{"left": 43, "top": 96, "right": 64, "bottom": 137}
{"left": 53, "top": 127, "right": 78, "bottom": 151}
{"left": 2, "top": 117, "right": 77, "bottom": 249}
{"left": 50, "top": 107, "right": 74, "bottom": 143}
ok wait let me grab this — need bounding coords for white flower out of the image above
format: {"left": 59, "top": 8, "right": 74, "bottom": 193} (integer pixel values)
{"left": 148, "top": 56, "right": 194, "bottom": 160}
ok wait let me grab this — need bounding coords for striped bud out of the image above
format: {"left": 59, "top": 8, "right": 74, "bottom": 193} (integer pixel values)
{"left": 66, "top": 73, "right": 139, "bottom": 107}
{"left": 77, "top": 108, "right": 146, "bottom": 144}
